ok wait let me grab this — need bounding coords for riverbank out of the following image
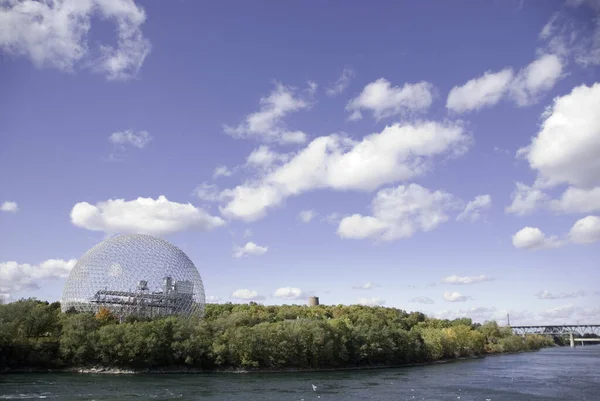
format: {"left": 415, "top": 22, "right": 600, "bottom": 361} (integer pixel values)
{"left": 2, "top": 349, "right": 553, "bottom": 375}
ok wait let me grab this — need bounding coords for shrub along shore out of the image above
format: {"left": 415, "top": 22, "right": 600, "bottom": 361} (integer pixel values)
{"left": 0, "top": 299, "right": 555, "bottom": 373}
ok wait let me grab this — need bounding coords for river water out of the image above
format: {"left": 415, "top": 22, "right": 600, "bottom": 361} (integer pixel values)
{"left": 1, "top": 346, "right": 599, "bottom": 400}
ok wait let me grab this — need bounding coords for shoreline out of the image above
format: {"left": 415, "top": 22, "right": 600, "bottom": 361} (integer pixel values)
{"left": 0, "top": 349, "right": 546, "bottom": 375}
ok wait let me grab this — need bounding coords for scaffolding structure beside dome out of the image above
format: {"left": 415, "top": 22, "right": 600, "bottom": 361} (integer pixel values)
{"left": 61, "top": 234, "right": 205, "bottom": 319}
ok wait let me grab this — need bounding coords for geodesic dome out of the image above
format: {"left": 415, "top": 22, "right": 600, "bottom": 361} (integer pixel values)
{"left": 61, "top": 234, "right": 205, "bottom": 319}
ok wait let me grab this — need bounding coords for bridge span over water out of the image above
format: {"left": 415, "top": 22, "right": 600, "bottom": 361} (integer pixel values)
{"left": 510, "top": 325, "right": 600, "bottom": 347}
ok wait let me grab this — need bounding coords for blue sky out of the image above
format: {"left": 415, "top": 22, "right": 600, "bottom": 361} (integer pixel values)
{"left": 1, "top": 0, "right": 599, "bottom": 325}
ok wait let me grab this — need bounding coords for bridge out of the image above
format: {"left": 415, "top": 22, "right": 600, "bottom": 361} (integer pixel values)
{"left": 510, "top": 325, "right": 600, "bottom": 347}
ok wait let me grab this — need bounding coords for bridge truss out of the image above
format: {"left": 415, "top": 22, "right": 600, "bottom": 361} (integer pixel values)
{"left": 510, "top": 325, "right": 600, "bottom": 336}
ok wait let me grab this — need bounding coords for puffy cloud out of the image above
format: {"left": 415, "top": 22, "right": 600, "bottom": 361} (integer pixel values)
{"left": 513, "top": 216, "right": 600, "bottom": 250}
{"left": 0, "top": 201, "right": 18, "bottom": 213}
{"left": 508, "top": 84, "right": 600, "bottom": 216}
{"left": 505, "top": 182, "right": 549, "bottom": 215}
{"left": 0, "top": 0, "right": 150, "bottom": 80}
{"left": 446, "top": 68, "right": 514, "bottom": 113}
{"left": 246, "top": 145, "right": 290, "bottom": 169}
{"left": 346, "top": 79, "right": 435, "bottom": 121}
{"left": 441, "top": 275, "right": 493, "bottom": 285}
{"left": 230, "top": 289, "right": 265, "bottom": 301}
{"left": 443, "top": 292, "right": 470, "bottom": 302}
{"left": 506, "top": 184, "right": 600, "bottom": 216}
{"left": 337, "top": 184, "right": 460, "bottom": 241}
{"left": 456, "top": 194, "right": 491, "bottom": 222}
{"left": 357, "top": 297, "right": 385, "bottom": 306}
{"left": 352, "top": 282, "right": 376, "bottom": 290}
{"left": 70, "top": 195, "right": 225, "bottom": 236}
{"left": 219, "top": 121, "right": 470, "bottom": 222}
{"left": 273, "top": 287, "right": 310, "bottom": 300}
{"left": 509, "top": 54, "right": 563, "bottom": 106}
{"left": 232, "top": 241, "right": 268, "bottom": 258}
{"left": 206, "top": 295, "right": 222, "bottom": 303}
{"left": 512, "top": 227, "right": 563, "bottom": 250}
{"left": 517, "top": 83, "right": 600, "bottom": 189}
{"left": 298, "top": 210, "right": 317, "bottom": 223}
{"left": 446, "top": 54, "right": 563, "bottom": 113}
{"left": 569, "top": 215, "right": 600, "bottom": 244}
{"left": 224, "top": 82, "right": 311, "bottom": 145}
{"left": 326, "top": 67, "right": 355, "bottom": 96}
{"left": 550, "top": 186, "right": 600, "bottom": 214}
{"left": 109, "top": 129, "right": 151, "bottom": 149}
{"left": 0, "top": 259, "right": 77, "bottom": 295}
{"left": 534, "top": 290, "right": 585, "bottom": 300}
{"left": 409, "top": 296, "right": 435, "bottom": 304}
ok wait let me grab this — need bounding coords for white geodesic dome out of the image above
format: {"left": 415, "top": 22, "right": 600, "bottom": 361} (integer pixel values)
{"left": 61, "top": 234, "right": 205, "bottom": 318}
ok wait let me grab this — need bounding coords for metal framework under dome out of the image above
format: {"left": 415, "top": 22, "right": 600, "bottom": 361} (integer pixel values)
{"left": 61, "top": 234, "right": 205, "bottom": 319}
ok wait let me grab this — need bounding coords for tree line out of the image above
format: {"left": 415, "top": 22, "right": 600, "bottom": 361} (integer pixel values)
{"left": 0, "top": 299, "right": 555, "bottom": 371}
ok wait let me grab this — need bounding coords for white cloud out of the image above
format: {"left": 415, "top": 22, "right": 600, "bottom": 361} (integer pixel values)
{"left": 357, "top": 297, "right": 385, "bottom": 306}
{"left": 219, "top": 121, "right": 470, "bottom": 222}
{"left": 246, "top": 145, "right": 290, "bottom": 169}
{"left": 505, "top": 182, "right": 549, "bottom": 215}
{"left": 441, "top": 275, "right": 493, "bottom": 285}
{"left": 352, "top": 282, "right": 376, "bottom": 290}
{"left": 230, "top": 289, "right": 265, "bottom": 301}
{"left": 346, "top": 79, "right": 435, "bottom": 121}
{"left": 446, "top": 68, "right": 514, "bottom": 113}
{"left": 70, "top": 195, "right": 225, "bottom": 236}
{"left": 326, "top": 67, "right": 355, "bottom": 96}
{"left": 507, "top": 184, "right": 600, "bottom": 216}
{"left": 273, "top": 287, "right": 310, "bottom": 300}
{"left": 434, "top": 307, "right": 498, "bottom": 322}
{"left": 446, "top": 54, "right": 563, "bottom": 113}
{"left": 536, "top": 2, "right": 600, "bottom": 69}
{"left": 206, "top": 295, "right": 221, "bottom": 303}
{"left": 569, "top": 215, "right": 600, "bottom": 244}
{"left": 512, "top": 226, "right": 563, "bottom": 250}
{"left": 0, "top": 0, "right": 150, "bottom": 80}
{"left": 194, "top": 183, "right": 222, "bottom": 202}
{"left": 0, "top": 201, "right": 18, "bottom": 213}
{"left": 513, "top": 215, "right": 600, "bottom": 250}
{"left": 509, "top": 54, "right": 563, "bottom": 106}
{"left": 337, "top": 184, "right": 460, "bottom": 241}
{"left": 409, "top": 296, "right": 435, "bottom": 304}
{"left": 456, "top": 194, "right": 491, "bottom": 222}
{"left": 298, "top": 210, "right": 317, "bottom": 223}
{"left": 213, "top": 166, "right": 235, "bottom": 179}
{"left": 322, "top": 212, "right": 341, "bottom": 224}
{"left": 540, "top": 13, "right": 559, "bottom": 40}
{"left": 443, "top": 292, "right": 470, "bottom": 302}
{"left": 0, "top": 259, "right": 77, "bottom": 295}
{"left": 232, "top": 241, "right": 268, "bottom": 258}
{"left": 550, "top": 186, "right": 600, "bottom": 213}
{"left": 517, "top": 83, "right": 600, "bottom": 189}
{"left": 539, "top": 304, "right": 576, "bottom": 319}
{"left": 535, "top": 290, "right": 585, "bottom": 300}
{"left": 242, "top": 228, "right": 253, "bottom": 238}
{"left": 109, "top": 129, "right": 151, "bottom": 149}
{"left": 224, "top": 82, "right": 312, "bottom": 145}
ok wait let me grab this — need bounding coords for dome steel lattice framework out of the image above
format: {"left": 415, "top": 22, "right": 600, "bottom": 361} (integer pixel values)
{"left": 61, "top": 234, "right": 205, "bottom": 319}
